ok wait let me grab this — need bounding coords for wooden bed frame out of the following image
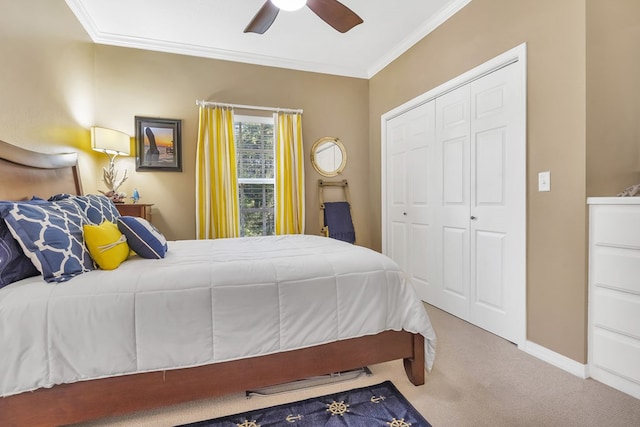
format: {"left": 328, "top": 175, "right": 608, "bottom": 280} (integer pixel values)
{"left": 0, "top": 140, "right": 425, "bottom": 427}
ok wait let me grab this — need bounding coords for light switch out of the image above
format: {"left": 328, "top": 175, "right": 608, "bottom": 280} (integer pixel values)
{"left": 538, "top": 171, "right": 551, "bottom": 192}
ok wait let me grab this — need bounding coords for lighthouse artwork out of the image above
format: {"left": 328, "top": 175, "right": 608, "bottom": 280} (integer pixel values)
{"left": 145, "top": 127, "right": 160, "bottom": 163}
{"left": 135, "top": 116, "right": 182, "bottom": 172}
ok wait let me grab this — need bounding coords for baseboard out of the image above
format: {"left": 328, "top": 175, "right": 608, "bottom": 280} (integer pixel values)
{"left": 522, "top": 340, "right": 589, "bottom": 379}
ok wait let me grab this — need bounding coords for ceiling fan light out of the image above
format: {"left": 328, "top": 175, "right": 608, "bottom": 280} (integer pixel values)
{"left": 270, "top": 0, "right": 307, "bottom": 12}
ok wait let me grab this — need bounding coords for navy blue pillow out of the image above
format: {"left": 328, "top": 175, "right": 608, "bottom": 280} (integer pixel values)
{"left": 117, "top": 216, "right": 167, "bottom": 259}
{"left": 0, "top": 197, "right": 50, "bottom": 288}
{"left": 0, "top": 220, "right": 40, "bottom": 288}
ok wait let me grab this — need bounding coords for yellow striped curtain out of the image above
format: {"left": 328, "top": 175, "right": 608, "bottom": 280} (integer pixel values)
{"left": 275, "top": 112, "right": 305, "bottom": 235}
{"left": 195, "top": 106, "right": 240, "bottom": 239}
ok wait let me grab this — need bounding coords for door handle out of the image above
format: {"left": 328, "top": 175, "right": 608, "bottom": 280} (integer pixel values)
{"left": 403, "top": 212, "right": 407, "bottom": 216}
{"left": 470, "top": 216, "right": 477, "bottom": 220}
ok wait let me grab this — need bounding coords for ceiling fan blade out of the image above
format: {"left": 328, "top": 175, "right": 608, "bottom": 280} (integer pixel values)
{"left": 306, "top": 0, "right": 363, "bottom": 33}
{"left": 244, "top": 1, "right": 280, "bottom": 34}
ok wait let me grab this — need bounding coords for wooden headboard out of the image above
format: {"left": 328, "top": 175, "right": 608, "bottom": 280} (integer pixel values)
{"left": 0, "top": 140, "right": 82, "bottom": 200}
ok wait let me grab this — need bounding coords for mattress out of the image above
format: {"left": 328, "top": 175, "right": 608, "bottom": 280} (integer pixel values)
{"left": 0, "top": 234, "right": 436, "bottom": 398}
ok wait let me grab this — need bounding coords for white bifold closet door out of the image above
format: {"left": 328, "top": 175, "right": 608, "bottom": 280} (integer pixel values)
{"left": 385, "top": 60, "right": 525, "bottom": 345}
{"left": 434, "top": 63, "right": 525, "bottom": 344}
{"left": 386, "top": 101, "right": 436, "bottom": 296}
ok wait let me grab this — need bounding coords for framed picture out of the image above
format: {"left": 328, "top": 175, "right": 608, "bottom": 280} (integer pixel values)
{"left": 135, "top": 116, "right": 182, "bottom": 171}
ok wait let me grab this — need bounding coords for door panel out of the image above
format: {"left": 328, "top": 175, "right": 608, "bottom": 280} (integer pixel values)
{"left": 443, "top": 226, "right": 467, "bottom": 298}
{"left": 475, "top": 230, "right": 506, "bottom": 311}
{"left": 469, "top": 63, "right": 525, "bottom": 344}
{"left": 475, "top": 128, "right": 506, "bottom": 205}
{"left": 387, "top": 124, "right": 407, "bottom": 270}
{"left": 408, "top": 143, "right": 431, "bottom": 289}
{"left": 390, "top": 154, "right": 406, "bottom": 206}
{"left": 390, "top": 221, "right": 406, "bottom": 272}
{"left": 443, "top": 138, "right": 466, "bottom": 204}
{"left": 411, "top": 224, "right": 430, "bottom": 287}
{"left": 385, "top": 102, "right": 436, "bottom": 301}
{"left": 435, "top": 84, "right": 471, "bottom": 319}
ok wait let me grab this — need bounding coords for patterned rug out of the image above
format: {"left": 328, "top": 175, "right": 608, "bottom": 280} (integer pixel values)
{"left": 177, "top": 381, "right": 431, "bottom": 427}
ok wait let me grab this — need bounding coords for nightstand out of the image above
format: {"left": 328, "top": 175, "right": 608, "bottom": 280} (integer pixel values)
{"left": 115, "top": 203, "right": 153, "bottom": 222}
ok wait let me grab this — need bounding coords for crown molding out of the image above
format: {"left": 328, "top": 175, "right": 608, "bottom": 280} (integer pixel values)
{"left": 366, "top": 0, "right": 472, "bottom": 78}
{"left": 66, "top": 0, "right": 471, "bottom": 79}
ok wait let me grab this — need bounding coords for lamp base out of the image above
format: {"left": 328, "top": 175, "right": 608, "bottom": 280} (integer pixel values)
{"left": 98, "top": 190, "right": 127, "bottom": 204}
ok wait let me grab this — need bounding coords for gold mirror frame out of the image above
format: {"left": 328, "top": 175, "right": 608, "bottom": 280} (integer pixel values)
{"left": 310, "top": 137, "right": 347, "bottom": 177}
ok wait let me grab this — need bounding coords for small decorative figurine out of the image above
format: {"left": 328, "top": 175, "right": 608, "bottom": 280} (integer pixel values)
{"left": 617, "top": 183, "right": 640, "bottom": 197}
{"left": 132, "top": 188, "right": 140, "bottom": 204}
{"left": 99, "top": 190, "right": 127, "bottom": 203}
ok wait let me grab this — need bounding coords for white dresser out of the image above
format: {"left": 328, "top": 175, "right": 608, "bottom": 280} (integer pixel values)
{"left": 588, "top": 197, "right": 640, "bottom": 399}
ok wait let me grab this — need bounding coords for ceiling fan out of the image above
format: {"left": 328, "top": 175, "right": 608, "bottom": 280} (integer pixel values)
{"left": 244, "top": 0, "right": 363, "bottom": 34}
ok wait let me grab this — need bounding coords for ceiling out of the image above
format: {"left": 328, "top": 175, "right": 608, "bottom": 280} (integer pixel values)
{"left": 65, "top": 0, "right": 471, "bottom": 79}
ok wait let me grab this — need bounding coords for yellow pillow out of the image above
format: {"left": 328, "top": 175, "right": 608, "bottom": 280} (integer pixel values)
{"left": 83, "top": 221, "right": 130, "bottom": 270}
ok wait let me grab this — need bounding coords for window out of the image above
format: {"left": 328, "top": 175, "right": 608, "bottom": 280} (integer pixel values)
{"left": 234, "top": 115, "right": 275, "bottom": 237}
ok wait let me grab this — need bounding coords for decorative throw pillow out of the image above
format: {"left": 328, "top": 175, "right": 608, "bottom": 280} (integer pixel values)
{"left": 0, "top": 220, "right": 40, "bottom": 288}
{"left": 83, "top": 222, "right": 130, "bottom": 270}
{"left": 0, "top": 197, "right": 49, "bottom": 288}
{"left": 0, "top": 200, "right": 95, "bottom": 282}
{"left": 47, "top": 194, "right": 71, "bottom": 201}
{"left": 117, "top": 216, "right": 168, "bottom": 259}
{"left": 73, "top": 194, "right": 121, "bottom": 225}
{"left": 50, "top": 194, "right": 120, "bottom": 225}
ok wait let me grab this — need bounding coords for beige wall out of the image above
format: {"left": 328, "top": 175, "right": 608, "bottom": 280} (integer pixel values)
{"left": 92, "top": 46, "right": 369, "bottom": 242}
{"left": 0, "top": 0, "right": 98, "bottom": 188}
{"left": 370, "top": 0, "right": 589, "bottom": 362}
{"left": 586, "top": 0, "right": 640, "bottom": 195}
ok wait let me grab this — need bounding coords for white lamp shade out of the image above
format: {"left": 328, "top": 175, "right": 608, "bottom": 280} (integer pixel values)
{"left": 91, "top": 127, "right": 130, "bottom": 156}
{"left": 271, "top": 0, "right": 306, "bottom": 12}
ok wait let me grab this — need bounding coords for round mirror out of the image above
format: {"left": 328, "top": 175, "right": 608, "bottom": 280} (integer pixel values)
{"left": 311, "top": 137, "right": 347, "bottom": 177}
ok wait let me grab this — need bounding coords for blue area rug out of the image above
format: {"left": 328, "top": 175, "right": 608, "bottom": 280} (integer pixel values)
{"left": 178, "top": 381, "right": 431, "bottom": 427}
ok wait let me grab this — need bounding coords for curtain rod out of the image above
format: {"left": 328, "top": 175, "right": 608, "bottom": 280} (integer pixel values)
{"left": 195, "top": 100, "right": 303, "bottom": 115}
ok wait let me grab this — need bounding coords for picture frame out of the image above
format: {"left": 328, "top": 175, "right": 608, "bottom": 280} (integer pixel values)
{"left": 135, "top": 116, "right": 182, "bottom": 172}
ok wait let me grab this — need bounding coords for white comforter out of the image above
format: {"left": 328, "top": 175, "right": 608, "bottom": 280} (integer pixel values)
{"left": 0, "top": 235, "right": 436, "bottom": 398}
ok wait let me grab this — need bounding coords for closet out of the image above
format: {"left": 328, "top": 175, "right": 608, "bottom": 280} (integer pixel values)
{"left": 382, "top": 45, "right": 526, "bottom": 345}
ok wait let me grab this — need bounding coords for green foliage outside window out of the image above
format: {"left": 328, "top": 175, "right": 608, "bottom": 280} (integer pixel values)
{"left": 239, "top": 184, "right": 274, "bottom": 236}
{"left": 235, "top": 118, "right": 275, "bottom": 236}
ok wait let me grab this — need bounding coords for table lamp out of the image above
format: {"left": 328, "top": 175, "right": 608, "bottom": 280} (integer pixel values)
{"left": 91, "top": 126, "right": 130, "bottom": 202}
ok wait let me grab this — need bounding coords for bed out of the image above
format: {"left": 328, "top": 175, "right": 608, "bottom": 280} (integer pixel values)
{"left": 0, "top": 140, "right": 436, "bottom": 427}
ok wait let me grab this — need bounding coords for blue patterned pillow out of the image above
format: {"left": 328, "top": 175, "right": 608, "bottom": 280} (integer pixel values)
{"left": 0, "top": 200, "right": 95, "bottom": 283}
{"left": 50, "top": 194, "right": 120, "bottom": 225}
{"left": 117, "top": 216, "right": 168, "bottom": 259}
{"left": 47, "top": 193, "right": 72, "bottom": 202}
